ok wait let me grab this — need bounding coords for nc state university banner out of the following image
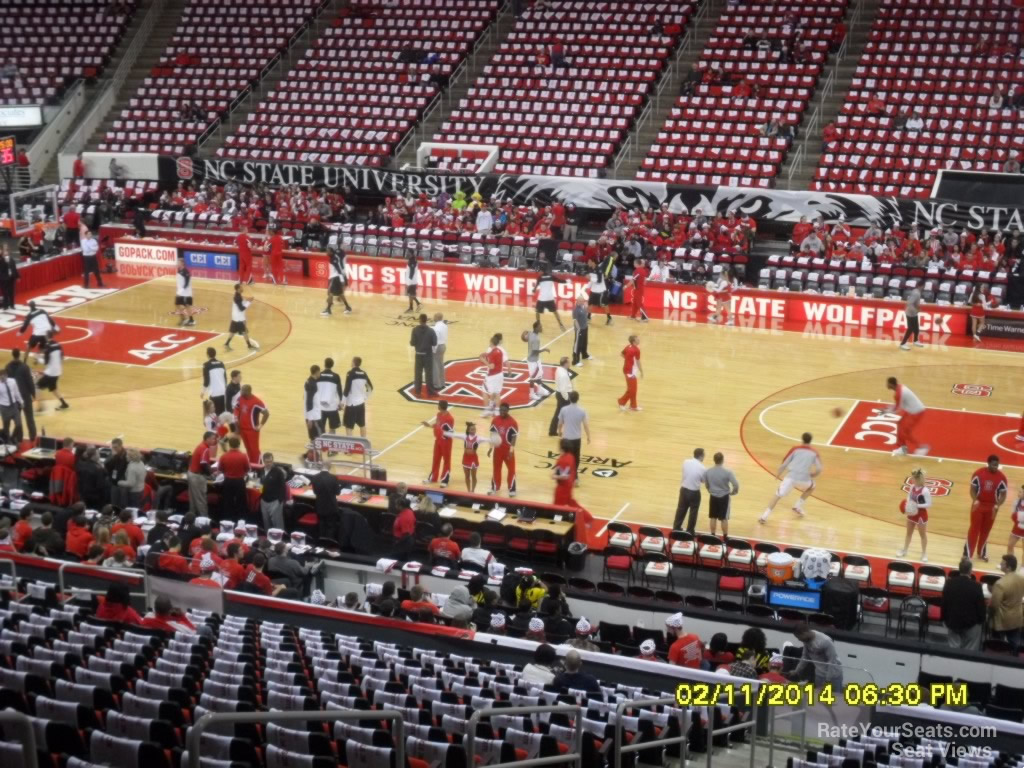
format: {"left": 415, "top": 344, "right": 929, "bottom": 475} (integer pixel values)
{"left": 159, "top": 156, "right": 1024, "bottom": 232}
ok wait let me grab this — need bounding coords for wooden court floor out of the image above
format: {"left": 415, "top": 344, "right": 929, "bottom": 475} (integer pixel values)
{"left": 30, "top": 275, "right": 1024, "bottom": 567}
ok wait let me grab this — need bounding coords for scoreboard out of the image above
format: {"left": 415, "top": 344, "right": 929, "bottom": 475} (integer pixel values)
{"left": 0, "top": 136, "right": 15, "bottom": 166}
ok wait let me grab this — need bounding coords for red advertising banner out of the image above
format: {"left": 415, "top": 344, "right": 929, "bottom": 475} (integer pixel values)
{"left": 106, "top": 234, "right": 976, "bottom": 336}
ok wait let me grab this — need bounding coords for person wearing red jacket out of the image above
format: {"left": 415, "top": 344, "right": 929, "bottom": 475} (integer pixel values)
{"left": 12, "top": 508, "right": 32, "bottom": 551}
{"left": 95, "top": 583, "right": 143, "bottom": 625}
{"left": 392, "top": 503, "right": 416, "bottom": 559}
{"left": 234, "top": 385, "right": 269, "bottom": 464}
{"left": 422, "top": 400, "right": 455, "bottom": 488}
{"left": 266, "top": 227, "right": 286, "bottom": 285}
{"left": 156, "top": 537, "right": 191, "bottom": 575}
{"left": 111, "top": 508, "right": 145, "bottom": 550}
{"left": 55, "top": 438, "right": 76, "bottom": 469}
{"left": 140, "top": 596, "right": 197, "bottom": 634}
{"left": 219, "top": 542, "right": 246, "bottom": 589}
{"left": 616, "top": 336, "right": 643, "bottom": 412}
{"left": 628, "top": 260, "right": 649, "bottom": 322}
{"left": 65, "top": 514, "right": 94, "bottom": 559}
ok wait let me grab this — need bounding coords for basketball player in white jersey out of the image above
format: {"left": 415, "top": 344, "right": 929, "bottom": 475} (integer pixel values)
{"left": 532, "top": 265, "right": 566, "bottom": 331}
{"left": 175, "top": 258, "right": 196, "bottom": 327}
{"left": 224, "top": 283, "right": 258, "bottom": 351}
{"left": 879, "top": 376, "right": 929, "bottom": 456}
{"left": 523, "top": 322, "right": 550, "bottom": 401}
{"left": 321, "top": 246, "right": 352, "bottom": 316}
{"left": 760, "top": 432, "right": 822, "bottom": 523}
{"left": 37, "top": 330, "right": 68, "bottom": 411}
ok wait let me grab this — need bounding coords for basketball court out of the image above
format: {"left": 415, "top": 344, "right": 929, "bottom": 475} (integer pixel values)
{"left": 14, "top": 272, "right": 1024, "bottom": 567}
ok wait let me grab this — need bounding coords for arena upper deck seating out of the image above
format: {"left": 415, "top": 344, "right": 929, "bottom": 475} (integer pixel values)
{"left": 97, "top": 0, "right": 322, "bottom": 157}
{"left": 217, "top": 0, "right": 502, "bottom": 167}
{"left": 436, "top": 0, "right": 697, "bottom": 178}
{"left": 813, "top": 0, "right": 1024, "bottom": 199}
{"left": 0, "top": 0, "right": 137, "bottom": 106}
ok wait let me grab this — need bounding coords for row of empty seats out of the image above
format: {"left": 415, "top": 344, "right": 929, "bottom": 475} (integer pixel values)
{"left": 0, "top": 0, "right": 137, "bottom": 105}
{"left": 438, "top": 0, "right": 697, "bottom": 178}
{"left": 99, "top": 0, "right": 323, "bottom": 156}
{"left": 218, "top": 0, "right": 501, "bottom": 167}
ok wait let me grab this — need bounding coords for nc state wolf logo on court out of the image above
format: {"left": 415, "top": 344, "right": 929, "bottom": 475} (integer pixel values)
{"left": 399, "top": 358, "right": 573, "bottom": 409}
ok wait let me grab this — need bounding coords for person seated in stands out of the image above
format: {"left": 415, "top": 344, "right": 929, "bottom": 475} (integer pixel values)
{"left": 242, "top": 552, "right": 289, "bottom": 598}
{"left": 665, "top": 612, "right": 704, "bottom": 669}
{"left": 865, "top": 94, "right": 886, "bottom": 117}
{"left": 269, "top": 540, "right": 320, "bottom": 596}
{"left": 156, "top": 536, "right": 190, "bottom": 575}
{"left": 736, "top": 627, "right": 772, "bottom": 674}
{"left": 96, "top": 583, "right": 142, "bottom": 625}
{"left": 515, "top": 573, "right": 547, "bottom": 611}
{"left": 732, "top": 78, "right": 752, "bottom": 101}
{"left": 990, "top": 86, "right": 1006, "bottom": 110}
{"left": 400, "top": 583, "right": 439, "bottom": 618}
{"left": 488, "top": 613, "right": 507, "bottom": 634}
{"left": 471, "top": 586, "right": 500, "bottom": 629}
{"left": 905, "top": 111, "right": 925, "bottom": 133}
{"left": 704, "top": 632, "right": 735, "bottom": 668}
{"left": 190, "top": 553, "right": 227, "bottom": 587}
{"left": 441, "top": 584, "right": 475, "bottom": 623}
{"left": 566, "top": 617, "right": 599, "bottom": 652}
{"left": 102, "top": 549, "right": 132, "bottom": 569}
{"left": 553, "top": 650, "right": 599, "bottom": 692}
{"left": 189, "top": 536, "right": 222, "bottom": 574}
{"left": 141, "top": 595, "right": 197, "bottom": 634}
{"left": 638, "top": 639, "right": 660, "bottom": 662}
{"left": 12, "top": 507, "right": 32, "bottom": 551}
{"left": 104, "top": 529, "right": 135, "bottom": 562}
{"left": 219, "top": 542, "right": 246, "bottom": 589}
{"left": 800, "top": 229, "right": 825, "bottom": 256}
{"left": 524, "top": 616, "right": 546, "bottom": 643}
{"left": 339, "top": 591, "right": 362, "bottom": 612}
{"left": 459, "top": 532, "right": 493, "bottom": 571}
{"left": 728, "top": 648, "right": 760, "bottom": 679}
{"left": 822, "top": 121, "right": 840, "bottom": 146}
{"left": 522, "top": 643, "right": 558, "bottom": 684}
{"left": 427, "top": 523, "right": 460, "bottom": 566}
{"left": 29, "top": 512, "right": 63, "bottom": 556}
{"left": 147, "top": 510, "right": 173, "bottom": 548}
{"left": 112, "top": 508, "right": 145, "bottom": 550}
{"left": 376, "top": 598, "right": 397, "bottom": 618}
{"left": 789, "top": 215, "right": 813, "bottom": 252}
{"left": 17, "top": 236, "right": 36, "bottom": 262}
{"left": 1004, "top": 154, "right": 1022, "bottom": 174}
{"left": 65, "top": 513, "right": 94, "bottom": 559}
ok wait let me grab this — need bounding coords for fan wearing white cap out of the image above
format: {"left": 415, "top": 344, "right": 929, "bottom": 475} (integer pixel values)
{"left": 638, "top": 639, "right": 659, "bottom": 662}
{"left": 665, "top": 612, "right": 704, "bottom": 669}
{"left": 488, "top": 613, "right": 507, "bottom": 634}
{"left": 566, "top": 616, "right": 599, "bottom": 652}
{"left": 526, "top": 616, "right": 546, "bottom": 642}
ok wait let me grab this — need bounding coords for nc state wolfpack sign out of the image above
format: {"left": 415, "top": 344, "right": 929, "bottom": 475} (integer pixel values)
{"left": 399, "top": 358, "right": 572, "bottom": 409}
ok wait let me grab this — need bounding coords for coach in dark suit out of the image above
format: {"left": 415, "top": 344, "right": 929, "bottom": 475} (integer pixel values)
{"left": 6, "top": 349, "right": 35, "bottom": 441}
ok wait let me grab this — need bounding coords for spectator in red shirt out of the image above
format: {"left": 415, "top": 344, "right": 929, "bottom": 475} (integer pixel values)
{"left": 427, "top": 523, "right": 461, "bottom": 565}
{"left": 140, "top": 596, "right": 198, "bottom": 634}
{"left": 790, "top": 216, "right": 813, "bottom": 251}
{"left": 156, "top": 537, "right": 191, "bottom": 576}
{"left": 72, "top": 154, "right": 85, "bottom": 179}
{"left": 95, "top": 583, "right": 143, "bottom": 625}
{"left": 12, "top": 507, "right": 33, "bottom": 551}
{"left": 241, "top": 552, "right": 287, "bottom": 597}
{"left": 219, "top": 542, "right": 246, "bottom": 589}
{"left": 866, "top": 95, "right": 886, "bottom": 116}
{"left": 665, "top": 612, "right": 705, "bottom": 669}
{"left": 218, "top": 435, "right": 251, "bottom": 522}
{"left": 392, "top": 504, "right": 416, "bottom": 559}
{"left": 16, "top": 151, "right": 28, "bottom": 168}
{"left": 62, "top": 208, "right": 81, "bottom": 249}
{"left": 55, "top": 437, "right": 76, "bottom": 469}
{"left": 189, "top": 536, "right": 223, "bottom": 575}
{"left": 822, "top": 121, "right": 840, "bottom": 146}
{"left": 65, "top": 514, "right": 94, "bottom": 559}
{"left": 103, "top": 530, "right": 135, "bottom": 563}
{"left": 400, "top": 583, "right": 440, "bottom": 618}
{"left": 111, "top": 508, "right": 145, "bottom": 550}
{"left": 190, "top": 553, "right": 227, "bottom": 587}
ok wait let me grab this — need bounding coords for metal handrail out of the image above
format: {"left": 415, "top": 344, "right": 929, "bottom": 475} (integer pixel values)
{"left": 187, "top": 709, "right": 405, "bottom": 768}
{"left": 465, "top": 704, "right": 582, "bottom": 768}
{"left": 613, "top": 696, "right": 688, "bottom": 768}
{"left": 703, "top": 699, "right": 760, "bottom": 768}
{"left": 766, "top": 700, "right": 808, "bottom": 768}
{"left": 0, "top": 709, "right": 38, "bottom": 768}
{"left": 56, "top": 561, "right": 148, "bottom": 604}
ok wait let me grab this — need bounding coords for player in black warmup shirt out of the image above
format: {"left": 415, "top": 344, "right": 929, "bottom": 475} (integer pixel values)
{"left": 321, "top": 246, "right": 352, "bottom": 316}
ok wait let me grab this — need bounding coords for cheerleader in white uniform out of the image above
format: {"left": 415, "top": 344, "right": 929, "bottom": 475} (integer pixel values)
{"left": 708, "top": 266, "right": 735, "bottom": 325}
{"left": 897, "top": 468, "right": 931, "bottom": 561}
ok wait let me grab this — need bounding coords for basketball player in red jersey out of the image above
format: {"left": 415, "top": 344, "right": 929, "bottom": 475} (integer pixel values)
{"left": 880, "top": 376, "right": 929, "bottom": 456}
{"left": 421, "top": 400, "right": 455, "bottom": 488}
{"left": 265, "top": 226, "right": 287, "bottom": 285}
{"left": 233, "top": 384, "right": 269, "bottom": 463}
{"left": 966, "top": 454, "right": 1008, "bottom": 560}
{"left": 617, "top": 335, "right": 643, "bottom": 412}
{"left": 552, "top": 438, "right": 578, "bottom": 507}
{"left": 237, "top": 224, "right": 254, "bottom": 285}
{"left": 487, "top": 402, "right": 518, "bottom": 497}
{"left": 627, "top": 259, "right": 650, "bottom": 322}
{"left": 479, "top": 333, "right": 508, "bottom": 417}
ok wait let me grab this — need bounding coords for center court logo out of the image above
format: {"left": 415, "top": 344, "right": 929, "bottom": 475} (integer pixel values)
{"left": 399, "top": 358, "right": 574, "bottom": 410}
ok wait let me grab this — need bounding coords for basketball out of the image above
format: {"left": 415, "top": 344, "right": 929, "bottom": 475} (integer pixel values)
{"left": 520, "top": 330, "right": 530, "bottom": 342}
{"left": 830, "top": 407, "right": 844, "bottom": 418}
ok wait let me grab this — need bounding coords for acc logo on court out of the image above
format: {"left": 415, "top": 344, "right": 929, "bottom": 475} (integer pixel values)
{"left": 399, "top": 358, "right": 574, "bottom": 410}
{"left": 902, "top": 476, "right": 952, "bottom": 497}
{"left": 952, "top": 383, "right": 993, "bottom": 397}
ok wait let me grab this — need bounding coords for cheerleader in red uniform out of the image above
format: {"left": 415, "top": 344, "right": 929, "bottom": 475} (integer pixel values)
{"left": 897, "top": 469, "right": 931, "bottom": 561}
{"left": 461, "top": 422, "right": 480, "bottom": 494}
{"left": 1006, "top": 484, "right": 1024, "bottom": 561}
{"left": 708, "top": 266, "right": 735, "bottom": 325}
{"left": 968, "top": 284, "right": 989, "bottom": 342}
